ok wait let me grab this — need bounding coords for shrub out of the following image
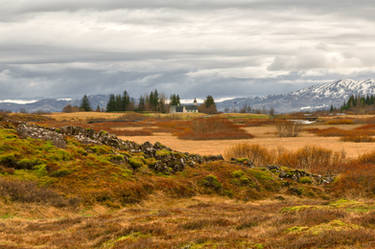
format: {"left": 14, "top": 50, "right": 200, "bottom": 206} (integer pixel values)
{"left": 275, "top": 120, "right": 301, "bottom": 137}
{"left": 224, "top": 144, "right": 272, "bottom": 166}
{"left": 278, "top": 146, "right": 346, "bottom": 174}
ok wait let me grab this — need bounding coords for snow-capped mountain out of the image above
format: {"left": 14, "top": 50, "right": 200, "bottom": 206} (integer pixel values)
{"left": 217, "top": 79, "right": 375, "bottom": 113}
{"left": 2, "top": 79, "right": 375, "bottom": 113}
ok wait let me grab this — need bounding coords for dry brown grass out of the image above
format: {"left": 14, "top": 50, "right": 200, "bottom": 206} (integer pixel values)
{"left": 224, "top": 144, "right": 346, "bottom": 174}
{"left": 1, "top": 196, "right": 375, "bottom": 249}
{"left": 275, "top": 120, "right": 302, "bottom": 137}
{"left": 224, "top": 144, "right": 272, "bottom": 166}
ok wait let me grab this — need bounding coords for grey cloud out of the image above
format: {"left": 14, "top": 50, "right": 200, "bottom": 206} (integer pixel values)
{"left": 1, "top": 0, "right": 375, "bottom": 100}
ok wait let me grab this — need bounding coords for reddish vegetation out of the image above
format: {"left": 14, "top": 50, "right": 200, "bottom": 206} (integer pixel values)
{"left": 157, "top": 117, "right": 254, "bottom": 140}
{"left": 325, "top": 118, "right": 355, "bottom": 125}
{"left": 341, "top": 135, "right": 375, "bottom": 143}
{"left": 306, "top": 126, "right": 375, "bottom": 138}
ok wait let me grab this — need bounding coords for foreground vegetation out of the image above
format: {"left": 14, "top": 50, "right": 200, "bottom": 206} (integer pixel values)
{"left": 2, "top": 112, "right": 375, "bottom": 248}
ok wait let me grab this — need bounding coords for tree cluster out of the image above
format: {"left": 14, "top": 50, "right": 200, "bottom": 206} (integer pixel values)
{"left": 198, "top": 95, "right": 217, "bottom": 114}
{"left": 340, "top": 94, "right": 375, "bottom": 111}
{"left": 106, "top": 89, "right": 168, "bottom": 113}
{"left": 170, "top": 94, "right": 181, "bottom": 106}
{"left": 106, "top": 91, "right": 135, "bottom": 112}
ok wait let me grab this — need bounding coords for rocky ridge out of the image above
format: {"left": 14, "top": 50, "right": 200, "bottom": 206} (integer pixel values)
{"left": 15, "top": 122, "right": 334, "bottom": 184}
{"left": 16, "top": 123, "right": 223, "bottom": 173}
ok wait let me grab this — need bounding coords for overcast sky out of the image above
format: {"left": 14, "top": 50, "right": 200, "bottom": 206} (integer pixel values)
{"left": 1, "top": 0, "right": 375, "bottom": 100}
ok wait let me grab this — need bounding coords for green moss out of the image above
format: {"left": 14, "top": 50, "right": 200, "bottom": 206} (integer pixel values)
{"left": 102, "top": 232, "right": 151, "bottom": 248}
{"left": 128, "top": 157, "right": 145, "bottom": 169}
{"left": 50, "top": 168, "right": 74, "bottom": 177}
{"left": 253, "top": 243, "right": 264, "bottom": 249}
{"left": 46, "top": 150, "right": 72, "bottom": 161}
{"left": 232, "top": 170, "right": 245, "bottom": 178}
{"left": 234, "top": 158, "right": 250, "bottom": 163}
{"left": 89, "top": 144, "right": 112, "bottom": 155}
{"left": 286, "top": 220, "right": 361, "bottom": 235}
{"left": 247, "top": 168, "right": 275, "bottom": 181}
{"left": 0, "top": 213, "right": 14, "bottom": 219}
{"left": 119, "top": 168, "right": 133, "bottom": 178}
{"left": 287, "top": 226, "right": 309, "bottom": 233}
{"left": 346, "top": 205, "right": 375, "bottom": 213}
{"left": 108, "top": 154, "right": 125, "bottom": 162}
{"left": 308, "top": 220, "right": 361, "bottom": 235}
{"left": 299, "top": 176, "right": 313, "bottom": 184}
{"left": 247, "top": 168, "right": 280, "bottom": 191}
{"left": 156, "top": 149, "right": 172, "bottom": 157}
{"left": 281, "top": 205, "right": 319, "bottom": 213}
{"left": 329, "top": 199, "right": 361, "bottom": 208}
{"left": 201, "top": 175, "right": 222, "bottom": 191}
{"left": 17, "top": 158, "right": 43, "bottom": 169}
{"left": 144, "top": 157, "right": 157, "bottom": 166}
{"left": 0, "top": 153, "right": 19, "bottom": 167}
{"left": 239, "top": 175, "right": 252, "bottom": 185}
{"left": 33, "top": 164, "right": 48, "bottom": 177}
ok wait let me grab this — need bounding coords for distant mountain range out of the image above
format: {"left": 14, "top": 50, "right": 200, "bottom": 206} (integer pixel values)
{"left": 0, "top": 95, "right": 109, "bottom": 113}
{"left": 217, "top": 79, "right": 375, "bottom": 113}
{"left": 2, "top": 79, "right": 375, "bottom": 113}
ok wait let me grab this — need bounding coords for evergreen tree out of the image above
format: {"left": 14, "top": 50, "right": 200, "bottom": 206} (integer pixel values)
{"left": 149, "top": 90, "right": 159, "bottom": 111}
{"left": 115, "top": 94, "right": 122, "bottom": 111}
{"left": 121, "top": 90, "right": 130, "bottom": 111}
{"left": 204, "top": 95, "right": 215, "bottom": 108}
{"left": 106, "top": 94, "right": 116, "bottom": 112}
{"left": 170, "top": 94, "right": 181, "bottom": 106}
{"left": 80, "top": 95, "right": 92, "bottom": 111}
{"left": 138, "top": 96, "right": 145, "bottom": 112}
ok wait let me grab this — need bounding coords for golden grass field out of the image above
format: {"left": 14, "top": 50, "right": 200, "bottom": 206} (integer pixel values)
{"left": 3, "top": 194, "right": 375, "bottom": 249}
{"left": 42, "top": 112, "right": 375, "bottom": 158}
{"left": 123, "top": 124, "right": 374, "bottom": 158}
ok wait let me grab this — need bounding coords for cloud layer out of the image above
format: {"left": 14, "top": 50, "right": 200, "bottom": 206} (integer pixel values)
{"left": 1, "top": 0, "right": 375, "bottom": 99}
